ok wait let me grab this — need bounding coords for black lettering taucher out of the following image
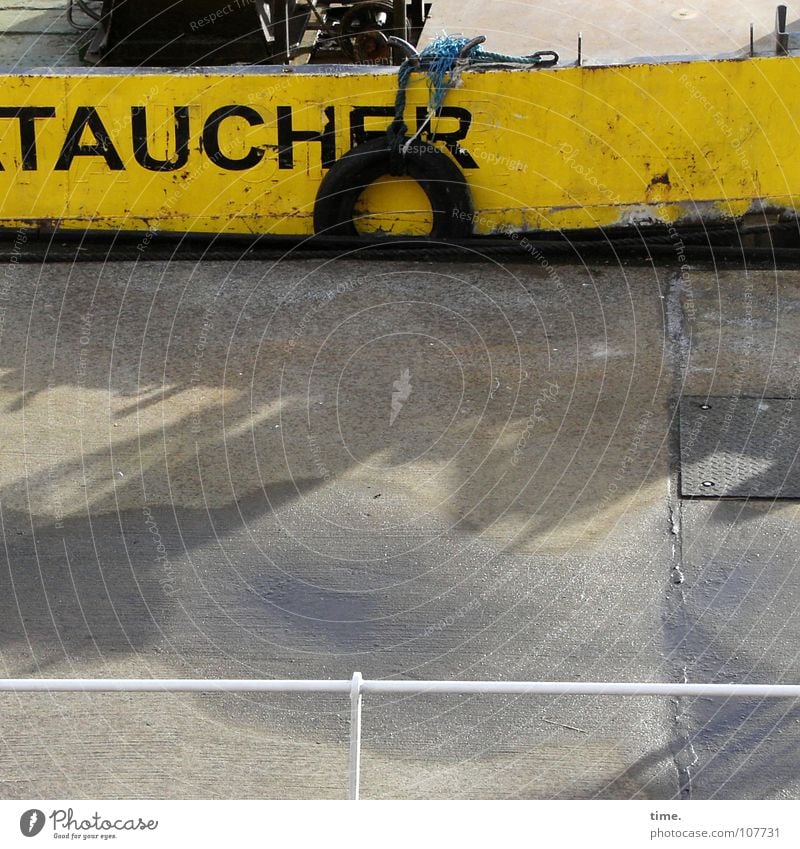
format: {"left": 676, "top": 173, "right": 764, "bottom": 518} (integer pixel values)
{"left": 0, "top": 104, "right": 475, "bottom": 172}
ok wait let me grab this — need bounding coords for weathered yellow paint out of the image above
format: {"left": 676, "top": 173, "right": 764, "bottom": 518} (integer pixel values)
{"left": 354, "top": 176, "right": 433, "bottom": 235}
{"left": 0, "top": 56, "right": 797, "bottom": 237}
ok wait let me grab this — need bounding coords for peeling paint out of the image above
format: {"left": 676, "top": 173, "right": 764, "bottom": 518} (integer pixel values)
{"left": 0, "top": 56, "right": 796, "bottom": 236}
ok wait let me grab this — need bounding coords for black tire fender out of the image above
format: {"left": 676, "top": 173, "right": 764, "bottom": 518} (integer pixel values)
{"left": 313, "top": 137, "right": 475, "bottom": 238}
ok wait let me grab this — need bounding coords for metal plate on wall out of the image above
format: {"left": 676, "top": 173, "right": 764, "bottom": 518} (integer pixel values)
{"left": 680, "top": 397, "right": 800, "bottom": 498}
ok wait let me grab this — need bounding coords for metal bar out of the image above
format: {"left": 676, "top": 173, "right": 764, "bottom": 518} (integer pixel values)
{"left": 283, "top": 0, "right": 292, "bottom": 63}
{"left": 0, "top": 679, "right": 351, "bottom": 693}
{"left": 777, "top": 4, "right": 789, "bottom": 55}
{"left": 392, "top": 0, "right": 408, "bottom": 64}
{"left": 393, "top": 0, "right": 407, "bottom": 38}
{"left": 348, "top": 672, "right": 363, "bottom": 801}
{"left": 409, "top": 0, "right": 424, "bottom": 29}
{"left": 1, "top": 679, "right": 799, "bottom": 698}
{"left": 360, "top": 681, "right": 800, "bottom": 697}
{"left": 5, "top": 676, "right": 798, "bottom": 801}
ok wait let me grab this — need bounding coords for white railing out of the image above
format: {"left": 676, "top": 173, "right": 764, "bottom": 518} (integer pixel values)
{"left": 3, "top": 673, "right": 800, "bottom": 799}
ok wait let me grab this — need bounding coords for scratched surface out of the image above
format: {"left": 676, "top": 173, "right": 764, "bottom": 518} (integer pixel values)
{"left": 0, "top": 255, "right": 798, "bottom": 799}
{"left": 666, "top": 268, "right": 800, "bottom": 799}
{"left": 0, "top": 256, "right": 676, "bottom": 799}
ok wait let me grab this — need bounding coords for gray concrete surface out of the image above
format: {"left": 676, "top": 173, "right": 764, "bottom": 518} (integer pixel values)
{"left": 422, "top": 0, "right": 785, "bottom": 65}
{"left": 0, "top": 254, "right": 797, "bottom": 799}
{"left": 667, "top": 269, "right": 800, "bottom": 800}
{"left": 0, "top": 2, "right": 91, "bottom": 68}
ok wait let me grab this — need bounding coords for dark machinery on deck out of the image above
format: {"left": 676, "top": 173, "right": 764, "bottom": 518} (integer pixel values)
{"left": 73, "top": 1, "right": 430, "bottom": 66}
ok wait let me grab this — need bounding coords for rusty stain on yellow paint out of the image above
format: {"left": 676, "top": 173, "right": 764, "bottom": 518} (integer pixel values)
{"left": 0, "top": 57, "right": 796, "bottom": 237}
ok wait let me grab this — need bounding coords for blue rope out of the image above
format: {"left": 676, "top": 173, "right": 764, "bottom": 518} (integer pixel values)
{"left": 419, "top": 35, "right": 471, "bottom": 113}
{"left": 388, "top": 34, "right": 557, "bottom": 153}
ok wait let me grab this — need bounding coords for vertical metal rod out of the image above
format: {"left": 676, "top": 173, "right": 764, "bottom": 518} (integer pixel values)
{"left": 577, "top": 32, "right": 582, "bottom": 67}
{"left": 283, "top": 2, "right": 291, "bottom": 63}
{"left": 777, "top": 5, "right": 789, "bottom": 55}
{"left": 750, "top": 22, "right": 755, "bottom": 57}
{"left": 410, "top": 0, "right": 424, "bottom": 29}
{"left": 393, "top": 0, "right": 408, "bottom": 65}
{"left": 348, "top": 671, "right": 363, "bottom": 800}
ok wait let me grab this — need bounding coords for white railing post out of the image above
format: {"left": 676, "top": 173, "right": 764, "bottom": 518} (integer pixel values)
{"left": 348, "top": 671, "right": 363, "bottom": 800}
{"left": 3, "top": 676, "right": 800, "bottom": 800}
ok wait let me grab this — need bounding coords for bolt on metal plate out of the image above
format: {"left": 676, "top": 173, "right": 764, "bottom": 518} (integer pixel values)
{"left": 679, "top": 397, "right": 800, "bottom": 498}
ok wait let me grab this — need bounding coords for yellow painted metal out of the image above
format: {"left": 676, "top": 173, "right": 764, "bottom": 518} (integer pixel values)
{"left": 355, "top": 176, "right": 433, "bottom": 235}
{"left": 0, "top": 57, "right": 796, "bottom": 237}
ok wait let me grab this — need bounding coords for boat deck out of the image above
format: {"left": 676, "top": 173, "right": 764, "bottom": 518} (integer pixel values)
{"left": 421, "top": 0, "right": 794, "bottom": 66}
{"left": 3, "top": 2, "right": 798, "bottom": 69}
{"left": 0, "top": 1, "right": 94, "bottom": 67}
